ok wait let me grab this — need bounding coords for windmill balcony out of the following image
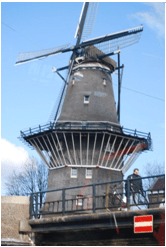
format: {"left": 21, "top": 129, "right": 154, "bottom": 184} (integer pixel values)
{"left": 20, "top": 121, "right": 152, "bottom": 174}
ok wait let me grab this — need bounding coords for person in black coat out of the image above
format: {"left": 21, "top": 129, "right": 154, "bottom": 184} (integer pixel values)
{"left": 125, "top": 168, "right": 143, "bottom": 196}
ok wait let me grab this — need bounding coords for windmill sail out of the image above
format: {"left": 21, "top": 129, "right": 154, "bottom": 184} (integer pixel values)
{"left": 52, "top": 2, "right": 92, "bottom": 121}
{"left": 15, "top": 25, "right": 143, "bottom": 66}
{"left": 80, "top": 25, "right": 143, "bottom": 57}
{"left": 48, "top": 80, "right": 66, "bottom": 122}
{"left": 15, "top": 44, "right": 70, "bottom": 65}
{"left": 80, "top": 2, "right": 99, "bottom": 41}
{"left": 95, "top": 26, "right": 143, "bottom": 55}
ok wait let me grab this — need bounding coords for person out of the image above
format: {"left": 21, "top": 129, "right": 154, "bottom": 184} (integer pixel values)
{"left": 125, "top": 168, "right": 143, "bottom": 195}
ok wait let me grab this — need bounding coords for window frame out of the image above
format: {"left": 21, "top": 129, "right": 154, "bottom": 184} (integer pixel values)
{"left": 84, "top": 95, "right": 90, "bottom": 104}
{"left": 103, "top": 78, "right": 106, "bottom": 85}
{"left": 71, "top": 168, "right": 77, "bottom": 178}
{"left": 76, "top": 195, "right": 83, "bottom": 206}
{"left": 86, "top": 168, "right": 92, "bottom": 179}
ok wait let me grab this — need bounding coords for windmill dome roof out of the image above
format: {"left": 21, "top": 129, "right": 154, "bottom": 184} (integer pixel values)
{"left": 83, "top": 45, "right": 117, "bottom": 72}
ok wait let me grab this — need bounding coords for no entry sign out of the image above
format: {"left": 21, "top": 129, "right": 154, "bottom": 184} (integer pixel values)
{"left": 134, "top": 215, "right": 153, "bottom": 233}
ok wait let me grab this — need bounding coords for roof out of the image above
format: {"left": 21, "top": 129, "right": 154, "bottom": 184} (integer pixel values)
{"left": 83, "top": 45, "right": 117, "bottom": 72}
{"left": 149, "top": 177, "right": 165, "bottom": 191}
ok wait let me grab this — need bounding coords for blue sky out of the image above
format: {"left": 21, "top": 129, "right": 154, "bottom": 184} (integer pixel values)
{"left": 1, "top": 2, "right": 165, "bottom": 195}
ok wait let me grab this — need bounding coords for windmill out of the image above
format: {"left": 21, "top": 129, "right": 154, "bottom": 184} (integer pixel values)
{"left": 17, "top": 3, "right": 152, "bottom": 212}
{"left": 16, "top": 2, "right": 143, "bottom": 123}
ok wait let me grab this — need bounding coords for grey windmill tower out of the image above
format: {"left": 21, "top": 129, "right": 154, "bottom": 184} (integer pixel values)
{"left": 16, "top": 3, "right": 152, "bottom": 210}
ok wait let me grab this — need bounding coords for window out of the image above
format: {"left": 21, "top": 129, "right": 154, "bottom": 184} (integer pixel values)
{"left": 84, "top": 95, "right": 89, "bottom": 104}
{"left": 86, "top": 168, "right": 92, "bottom": 179}
{"left": 71, "top": 168, "right": 77, "bottom": 178}
{"left": 103, "top": 78, "right": 106, "bottom": 85}
{"left": 76, "top": 195, "right": 83, "bottom": 206}
{"left": 106, "top": 143, "right": 114, "bottom": 153}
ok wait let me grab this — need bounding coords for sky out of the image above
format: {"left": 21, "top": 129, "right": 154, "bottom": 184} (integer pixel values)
{"left": 1, "top": 2, "right": 165, "bottom": 195}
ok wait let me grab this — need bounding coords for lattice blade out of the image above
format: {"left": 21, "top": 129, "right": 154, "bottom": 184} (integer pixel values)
{"left": 81, "top": 2, "right": 99, "bottom": 41}
{"left": 75, "top": 2, "right": 89, "bottom": 44}
{"left": 48, "top": 80, "right": 66, "bottom": 122}
{"left": 96, "top": 29, "right": 142, "bottom": 54}
{"left": 81, "top": 25, "right": 143, "bottom": 53}
{"left": 15, "top": 44, "right": 70, "bottom": 65}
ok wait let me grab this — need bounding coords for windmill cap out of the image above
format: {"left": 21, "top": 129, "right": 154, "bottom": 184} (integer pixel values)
{"left": 84, "top": 46, "right": 117, "bottom": 72}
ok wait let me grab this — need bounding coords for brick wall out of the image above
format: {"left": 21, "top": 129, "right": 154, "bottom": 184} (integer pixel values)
{"left": 1, "top": 196, "right": 33, "bottom": 245}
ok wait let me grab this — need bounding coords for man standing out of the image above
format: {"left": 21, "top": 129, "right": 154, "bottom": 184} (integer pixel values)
{"left": 125, "top": 168, "right": 144, "bottom": 208}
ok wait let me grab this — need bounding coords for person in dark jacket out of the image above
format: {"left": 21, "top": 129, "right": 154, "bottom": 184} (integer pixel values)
{"left": 125, "top": 168, "right": 143, "bottom": 196}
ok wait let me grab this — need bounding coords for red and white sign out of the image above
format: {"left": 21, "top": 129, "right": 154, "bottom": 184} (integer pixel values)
{"left": 134, "top": 215, "right": 153, "bottom": 233}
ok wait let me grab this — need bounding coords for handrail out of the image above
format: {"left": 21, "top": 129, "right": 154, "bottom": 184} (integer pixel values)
{"left": 29, "top": 174, "right": 165, "bottom": 219}
{"left": 20, "top": 120, "right": 150, "bottom": 140}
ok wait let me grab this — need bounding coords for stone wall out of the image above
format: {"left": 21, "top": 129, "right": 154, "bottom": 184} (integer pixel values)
{"left": 1, "top": 196, "right": 33, "bottom": 246}
{"left": 41, "top": 167, "right": 123, "bottom": 216}
{"left": 58, "top": 68, "right": 120, "bottom": 124}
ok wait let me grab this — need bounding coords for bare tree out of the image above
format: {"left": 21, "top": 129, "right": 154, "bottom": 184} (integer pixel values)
{"left": 142, "top": 161, "right": 165, "bottom": 190}
{"left": 5, "top": 156, "right": 49, "bottom": 196}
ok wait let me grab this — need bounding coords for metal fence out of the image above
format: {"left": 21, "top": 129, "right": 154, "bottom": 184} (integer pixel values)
{"left": 20, "top": 121, "right": 151, "bottom": 142}
{"left": 29, "top": 174, "right": 165, "bottom": 219}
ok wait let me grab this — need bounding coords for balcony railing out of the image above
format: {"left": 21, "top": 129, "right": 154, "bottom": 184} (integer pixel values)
{"left": 20, "top": 121, "right": 151, "bottom": 140}
{"left": 29, "top": 174, "right": 165, "bottom": 219}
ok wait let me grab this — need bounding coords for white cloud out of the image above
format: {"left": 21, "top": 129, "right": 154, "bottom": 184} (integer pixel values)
{"left": 1, "top": 138, "right": 29, "bottom": 166}
{"left": 1, "top": 138, "right": 30, "bottom": 193}
{"left": 131, "top": 3, "right": 165, "bottom": 39}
